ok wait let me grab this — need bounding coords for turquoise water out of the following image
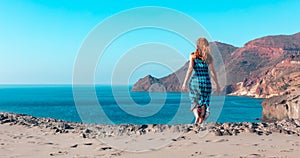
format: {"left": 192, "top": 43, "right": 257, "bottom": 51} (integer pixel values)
{"left": 0, "top": 85, "right": 263, "bottom": 124}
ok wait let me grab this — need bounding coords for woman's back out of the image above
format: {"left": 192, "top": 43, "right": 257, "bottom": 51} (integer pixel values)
{"left": 192, "top": 58, "right": 210, "bottom": 78}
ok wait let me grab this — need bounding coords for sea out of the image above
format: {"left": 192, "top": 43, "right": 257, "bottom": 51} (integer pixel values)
{"left": 0, "top": 85, "right": 263, "bottom": 124}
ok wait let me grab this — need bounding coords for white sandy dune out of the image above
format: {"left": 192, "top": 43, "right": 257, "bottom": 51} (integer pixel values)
{"left": 1, "top": 123, "right": 299, "bottom": 158}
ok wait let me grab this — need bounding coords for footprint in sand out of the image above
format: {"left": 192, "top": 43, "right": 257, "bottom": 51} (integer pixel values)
{"left": 210, "top": 139, "right": 229, "bottom": 143}
{"left": 83, "top": 142, "right": 93, "bottom": 145}
{"left": 280, "top": 149, "right": 294, "bottom": 152}
{"left": 252, "top": 143, "right": 259, "bottom": 146}
{"left": 49, "top": 151, "right": 68, "bottom": 156}
{"left": 190, "top": 151, "right": 202, "bottom": 157}
{"left": 36, "top": 142, "right": 56, "bottom": 145}
{"left": 70, "top": 144, "right": 78, "bottom": 148}
{"left": 258, "top": 149, "right": 266, "bottom": 152}
{"left": 12, "top": 136, "right": 21, "bottom": 139}
{"left": 26, "top": 135, "right": 34, "bottom": 138}
{"left": 205, "top": 139, "right": 228, "bottom": 143}
{"left": 206, "top": 154, "right": 223, "bottom": 157}
{"left": 240, "top": 153, "right": 264, "bottom": 158}
{"left": 27, "top": 141, "right": 36, "bottom": 144}
{"left": 270, "top": 145, "right": 278, "bottom": 148}
{"left": 231, "top": 143, "right": 240, "bottom": 146}
{"left": 149, "top": 148, "right": 158, "bottom": 151}
{"left": 99, "top": 146, "right": 112, "bottom": 151}
{"left": 111, "top": 152, "right": 122, "bottom": 156}
{"left": 205, "top": 139, "right": 211, "bottom": 142}
{"left": 286, "top": 140, "right": 295, "bottom": 143}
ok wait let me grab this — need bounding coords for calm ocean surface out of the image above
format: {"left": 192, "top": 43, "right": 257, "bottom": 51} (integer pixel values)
{"left": 0, "top": 85, "right": 263, "bottom": 124}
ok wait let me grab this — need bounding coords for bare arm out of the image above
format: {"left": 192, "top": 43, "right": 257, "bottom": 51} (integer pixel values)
{"left": 208, "top": 55, "right": 221, "bottom": 92}
{"left": 182, "top": 54, "right": 195, "bottom": 91}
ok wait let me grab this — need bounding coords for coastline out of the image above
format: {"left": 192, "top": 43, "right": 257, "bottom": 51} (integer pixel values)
{"left": 1, "top": 112, "right": 299, "bottom": 157}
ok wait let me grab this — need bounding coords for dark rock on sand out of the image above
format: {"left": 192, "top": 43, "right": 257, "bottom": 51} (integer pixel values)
{"left": 80, "top": 133, "right": 87, "bottom": 138}
{"left": 100, "top": 147, "right": 112, "bottom": 150}
{"left": 70, "top": 144, "right": 78, "bottom": 148}
{"left": 0, "top": 112, "right": 299, "bottom": 137}
{"left": 83, "top": 142, "right": 93, "bottom": 145}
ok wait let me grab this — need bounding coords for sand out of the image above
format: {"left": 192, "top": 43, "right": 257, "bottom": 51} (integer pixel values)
{"left": 1, "top": 123, "right": 299, "bottom": 158}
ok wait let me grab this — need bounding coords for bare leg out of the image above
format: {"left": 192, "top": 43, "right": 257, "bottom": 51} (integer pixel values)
{"left": 194, "top": 106, "right": 203, "bottom": 124}
{"left": 193, "top": 108, "right": 199, "bottom": 124}
{"left": 190, "top": 101, "right": 197, "bottom": 112}
{"left": 199, "top": 105, "right": 206, "bottom": 124}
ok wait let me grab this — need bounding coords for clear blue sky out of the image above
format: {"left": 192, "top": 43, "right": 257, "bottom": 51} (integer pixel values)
{"left": 0, "top": 0, "right": 299, "bottom": 84}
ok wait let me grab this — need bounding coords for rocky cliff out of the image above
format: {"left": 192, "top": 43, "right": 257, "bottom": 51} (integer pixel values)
{"left": 262, "top": 89, "right": 300, "bottom": 122}
{"left": 225, "top": 32, "right": 300, "bottom": 85}
{"left": 225, "top": 32, "right": 300, "bottom": 98}
{"left": 227, "top": 59, "right": 300, "bottom": 98}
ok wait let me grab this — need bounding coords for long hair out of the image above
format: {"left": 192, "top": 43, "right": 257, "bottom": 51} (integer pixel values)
{"left": 195, "top": 38, "right": 210, "bottom": 62}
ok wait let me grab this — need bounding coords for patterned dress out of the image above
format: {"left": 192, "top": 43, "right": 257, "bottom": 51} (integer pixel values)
{"left": 188, "top": 58, "right": 212, "bottom": 108}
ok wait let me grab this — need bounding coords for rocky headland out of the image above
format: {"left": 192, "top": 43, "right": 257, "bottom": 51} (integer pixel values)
{"left": 262, "top": 90, "right": 300, "bottom": 122}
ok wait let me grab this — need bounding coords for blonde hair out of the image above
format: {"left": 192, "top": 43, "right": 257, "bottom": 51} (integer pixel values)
{"left": 195, "top": 38, "right": 210, "bottom": 62}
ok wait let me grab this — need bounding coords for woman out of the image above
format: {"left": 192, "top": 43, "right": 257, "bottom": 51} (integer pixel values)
{"left": 182, "top": 37, "right": 220, "bottom": 124}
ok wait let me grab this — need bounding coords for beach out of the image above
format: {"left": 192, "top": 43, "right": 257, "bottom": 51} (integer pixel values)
{"left": 1, "top": 112, "right": 300, "bottom": 158}
{"left": 1, "top": 1, "right": 299, "bottom": 158}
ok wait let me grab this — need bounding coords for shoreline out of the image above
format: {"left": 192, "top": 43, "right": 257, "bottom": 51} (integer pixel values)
{"left": 1, "top": 112, "right": 300, "bottom": 157}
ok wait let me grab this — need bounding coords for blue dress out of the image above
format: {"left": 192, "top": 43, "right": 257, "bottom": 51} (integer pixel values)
{"left": 188, "top": 58, "right": 212, "bottom": 108}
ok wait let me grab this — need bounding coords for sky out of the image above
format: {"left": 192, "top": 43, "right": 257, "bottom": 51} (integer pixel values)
{"left": 0, "top": 0, "right": 299, "bottom": 85}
